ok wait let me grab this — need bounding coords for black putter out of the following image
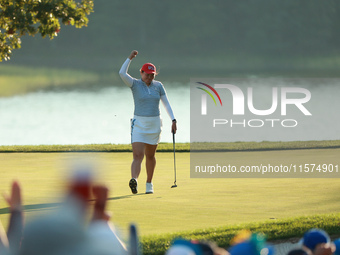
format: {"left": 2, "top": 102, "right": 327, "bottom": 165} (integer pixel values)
{"left": 171, "top": 132, "right": 177, "bottom": 188}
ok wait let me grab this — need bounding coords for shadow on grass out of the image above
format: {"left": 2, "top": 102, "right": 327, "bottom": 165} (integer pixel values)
{"left": 0, "top": 194, "right": 147, "bottom": 215}
{"left": 108, "top": 193, "right": 147, "bottom": 200}
{"left": 0, "top": 202, "right": 62, "bottom": 215}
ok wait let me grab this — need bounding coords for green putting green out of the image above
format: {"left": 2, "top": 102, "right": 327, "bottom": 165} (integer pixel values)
{"left": 0, "top": 149, "right": 339, "bottom": 237}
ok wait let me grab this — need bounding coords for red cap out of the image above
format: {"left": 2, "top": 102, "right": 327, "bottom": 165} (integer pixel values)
{"left": 141, "top": 63, "right": 156, "bottom": 74}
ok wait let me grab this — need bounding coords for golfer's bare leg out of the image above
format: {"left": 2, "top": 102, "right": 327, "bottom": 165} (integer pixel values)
{"left": 145, "top": 144, "right": 158, "bottom": 183}
{"left": 131, "top": 142, "right": 145, "bottom": 179}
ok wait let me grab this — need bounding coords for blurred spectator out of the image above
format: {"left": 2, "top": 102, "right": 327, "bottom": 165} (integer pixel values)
{"left": 18, "top": 171, "right": 91, "bottom": 255}
{"left": 166, "top": 239, "right": 228, "bottom": 255}
{"left": 0, "top": 218, "right": 9, "bottom": 254}
{"left": 6, "top": 173, "right": 340, "bottom": 255}
{"left": 302, "top": 229, "right": 330, "bottom": 251}
{"left": 88, "top": 184, "right": 127, "bottom": 255}
{"left": 166, "top": 239, "right": 203, "bottom": 255}
{"left": 195, "top": 240, "right": 228, "bottom": 255}
{"left": 0, "top": 181, "right": 24, "bottom": 255}
{"left": 228, "top": 230, "right": 274, "bottom": 255}
{"left": 313, "top": 243, "right": 335, "bottom": 255}
{"left": 301, "top": 229, "right": 335, "bottom": 255}
{"left": 18, "top": 170, "right": 127, "bottom": 255}
{"left": 333, "top": 239, "right": 340, "bottom": 255}
{"left": 287, "top": 249, "right": 311, "bottom": 255}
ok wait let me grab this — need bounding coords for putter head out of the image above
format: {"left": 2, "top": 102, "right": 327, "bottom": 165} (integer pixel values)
{"left": 171, "top": 184, "right": 177, "bottom": 188}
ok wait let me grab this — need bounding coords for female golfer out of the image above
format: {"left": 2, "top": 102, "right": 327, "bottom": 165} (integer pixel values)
{"left": 119, "top": 50, "right": 177, "bottom": 194}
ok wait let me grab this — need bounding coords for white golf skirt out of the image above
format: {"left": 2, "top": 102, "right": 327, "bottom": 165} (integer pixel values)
{"left": 131, "top": 115, "right": 162, "bottom": 145}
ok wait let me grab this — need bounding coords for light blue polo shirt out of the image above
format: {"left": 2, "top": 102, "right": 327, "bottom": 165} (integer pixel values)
{"left": 131, "top": 79, "right": 166, "bottom": 117}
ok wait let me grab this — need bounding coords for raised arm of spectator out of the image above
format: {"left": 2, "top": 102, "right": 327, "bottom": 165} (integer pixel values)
{"left": 3, "top": 181, "right": 24, "bottom": 254}
{"left": 89, "top": 185, "right": 127, "bottom": 254}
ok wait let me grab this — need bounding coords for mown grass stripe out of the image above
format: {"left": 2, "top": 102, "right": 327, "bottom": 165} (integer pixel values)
{"left": 141, "top": 214, "right": 340, "bottom": 255}
{"left": 1, "top": 140, "right": 340, "bottom": 153}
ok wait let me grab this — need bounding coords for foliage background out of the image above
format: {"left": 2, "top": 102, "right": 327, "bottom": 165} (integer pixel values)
{"left": 3, "top": 0, "right": 340, "bottom": 78}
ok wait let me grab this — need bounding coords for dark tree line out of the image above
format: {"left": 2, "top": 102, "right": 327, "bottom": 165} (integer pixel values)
{"left": 6, "top": 0, "right": 340, "bottom": 69}
{"left": 0, "top": 0, "right": 93, "bottom": 61}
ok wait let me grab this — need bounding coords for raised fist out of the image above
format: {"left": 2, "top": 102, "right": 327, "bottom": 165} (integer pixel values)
{"left": 129, "top": 50, "right": 138, "bottom": 60}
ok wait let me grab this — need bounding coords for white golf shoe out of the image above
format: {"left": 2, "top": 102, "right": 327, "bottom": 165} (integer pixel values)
{"left": 145, "top": 182, "right": 154, "bottom": 194}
